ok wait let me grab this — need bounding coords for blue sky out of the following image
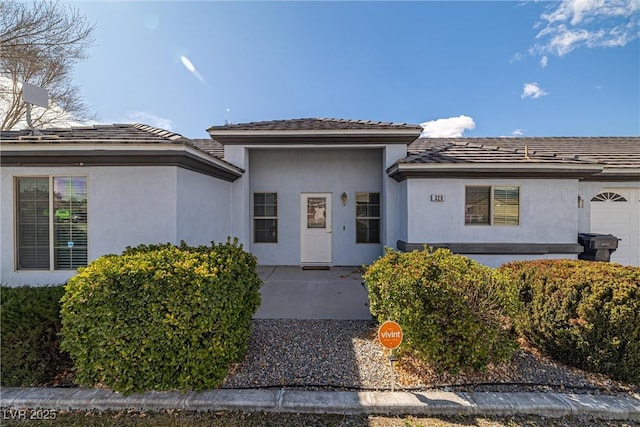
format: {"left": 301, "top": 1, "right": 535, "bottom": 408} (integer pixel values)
{"left": 67, "top": 1, "right": 639, "bottom": 138}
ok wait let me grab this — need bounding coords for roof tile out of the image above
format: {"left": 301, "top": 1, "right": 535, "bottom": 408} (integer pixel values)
{"left": 0, "top": 123, "right": 190, "bottom": 144}
{"left": 207, "top": 117, "right": 422, "bottom": 131}
{"left": 408, "top": 137, "right": 640, "bottom": 168}
{"left": 191, "top": 138, "right": 224, "bottom": 158}
{"left": 401, "top": 142, "right": 598, "bottom": 165}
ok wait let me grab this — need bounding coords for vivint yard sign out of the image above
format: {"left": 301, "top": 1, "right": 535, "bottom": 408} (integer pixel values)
{"left": 378, "top": 320, "right": 403, "bottom": 391}
{"left": 378, "top": 321, "right": 402, "bottom": 349}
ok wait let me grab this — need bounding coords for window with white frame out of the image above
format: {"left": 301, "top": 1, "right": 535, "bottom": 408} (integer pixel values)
{"left": 465, "top": 185, "right": 519, "bottom": 226}
{"left": 16, "top": 176, "right": 88, "bottom": 270}
{"left": 253, "top": 192, "right": 277, "bottom": 243}
{"left": 356, "top": 192, "right": 380, "bottom": 243}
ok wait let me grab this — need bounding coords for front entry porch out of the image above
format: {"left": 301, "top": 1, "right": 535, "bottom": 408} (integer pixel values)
{"left": 254, "top": 266, "right": 372, "bottom": 320}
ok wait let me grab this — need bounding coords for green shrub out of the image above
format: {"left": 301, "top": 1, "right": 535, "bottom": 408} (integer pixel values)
{"left": 364, "top": 248, "right": 519, "bottom": 373}
{"left": 500, "top": 259, "right": 640, "bottom": 384}
{"left": 60, "top": 239, "right": 261, "bottom": 395}
{"left": 1, "top": 285, "right": 72, "bottom": 386}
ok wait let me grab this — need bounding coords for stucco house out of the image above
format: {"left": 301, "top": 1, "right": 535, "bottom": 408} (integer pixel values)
{"left": 1, "top": 118, "right": 638, "bottom": 286}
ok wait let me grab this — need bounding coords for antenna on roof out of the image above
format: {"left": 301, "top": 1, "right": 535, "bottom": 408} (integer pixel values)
{"left": 22, "top": 81, "right": 49, "bottom": 135}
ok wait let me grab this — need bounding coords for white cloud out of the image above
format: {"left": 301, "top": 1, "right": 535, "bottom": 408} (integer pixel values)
{"left": 512, "top": 128, "right": 525, "bottom": 136}
{"left": 539, "top": 55, "right": 549, "bottom": 67}
{"left": 541, "top": 0, "right": 638, "bottom": 26}
{"left": 530, "top": 0, "right": 639, "bottom": 61}
{"left": 521, "top": 82, "right": 549, "bottom": 99}
{"left": 123, "top": 111, "right": 174, "bottom": 130}
{"left": 510, "top": 52, "right": 524, "bottom": 63}
{"left": 420, "top": 115, "right": 476, "bottom": 138}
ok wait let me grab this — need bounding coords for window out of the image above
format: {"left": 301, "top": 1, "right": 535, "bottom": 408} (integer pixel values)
{"left": 465, "top": 186, "right": 519, "bottom": 226}
{"left": 307, "top": 197, "right": 326, "bottom": 229}
{"left": 465, "top": 186, "right": 490, "bottom": 225}
{"left": 356, "top": 192, "right": 380, "bottom": 243}
{"left": 16, "top": 176, "right": 88, "bottom": 270}
{"left": 493, "top": 186, "right": 520, "bottom": 225}
{"left": 591, "top": 192, "right": 627, "bottom": 202}
{"left": 254, "top": 192, "right": 277, "bottom": 243}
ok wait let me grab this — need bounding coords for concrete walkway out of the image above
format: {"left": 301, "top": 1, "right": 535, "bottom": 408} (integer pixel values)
{"left": 255, "top": 266, "right": 371, "bottom": 320}
{"left": 1, "top": 387, "right": 639, "bottom": 420}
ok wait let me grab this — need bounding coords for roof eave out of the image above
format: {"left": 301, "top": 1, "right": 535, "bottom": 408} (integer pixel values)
{"left": 0, "top": 145, "right": 243, "bottom": 182}
{"left": 387, "top": 163, "right": 605, "bottom": 181}
{"left": 582, "top": 167, "right": 640, "bottom": 181}
{"left": 206, "top": 128, "right": 422, "bottom": 145}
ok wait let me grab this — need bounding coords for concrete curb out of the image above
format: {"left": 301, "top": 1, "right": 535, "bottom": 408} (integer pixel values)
{"left": 1, "top": 387, "right": 639, "bottom": 420}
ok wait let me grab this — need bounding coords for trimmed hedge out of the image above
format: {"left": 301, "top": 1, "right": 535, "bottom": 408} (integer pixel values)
{"left": 500, "top": 259, "right": 640, "bottom": 384}
{"left": 364, "top": 248, "right": 519, "bottom": 373}
{"left": 60, "top": 239, "right": 261, "bottom": 395}
{"left": 1, "top": 285, "right": 72, "bottom": 387}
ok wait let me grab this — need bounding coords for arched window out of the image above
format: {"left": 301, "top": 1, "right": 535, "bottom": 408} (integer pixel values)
{"left": 591, "top": 192, "right": 627, "bottom": 202}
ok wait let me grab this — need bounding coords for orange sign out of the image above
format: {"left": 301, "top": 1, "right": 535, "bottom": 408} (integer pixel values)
{"left": 378, "top": 321, "right": 403, "bottom": 349}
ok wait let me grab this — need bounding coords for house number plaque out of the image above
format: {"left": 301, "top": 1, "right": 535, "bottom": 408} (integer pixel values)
{"left": 430, "top": 194, "right": 445, "bottom": 202}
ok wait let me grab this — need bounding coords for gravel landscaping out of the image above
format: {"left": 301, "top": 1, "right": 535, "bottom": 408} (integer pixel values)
{"left": 43, "top": 318, "right": 638, "bottom": 397}
{"left": 222, "top": 319, "right": 639, "bottom": 396}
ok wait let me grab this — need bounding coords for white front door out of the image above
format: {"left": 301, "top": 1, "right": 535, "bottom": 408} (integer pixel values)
{"left": 301, "top": 193, "right": 332, "bottom": 265}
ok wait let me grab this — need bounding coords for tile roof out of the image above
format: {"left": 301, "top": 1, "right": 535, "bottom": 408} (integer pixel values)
{"left": 0, "top": 123, "right": 190, "bottom": 144}
{"left": 191, "top": 138, "right": 224, "bottom": 158}
{"left": 0, "top": 124, "right": 234, "bottom": 161}
{"left": 207, "top": 117, "right": 423, "bottom": 131}
{"left": 400, "top": 141, "right": 595, "bottom": 165}
{"left": 408, "top": 137, "right": 640, "bottom": 168}
{"left": 1, "top": 123, "right": 243, "bottom": 180}
{"left": 388, "top": 140, "right": 609, "bottom": 181}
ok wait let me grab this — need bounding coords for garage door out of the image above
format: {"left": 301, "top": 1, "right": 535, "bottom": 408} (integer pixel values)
{"left": 590, "top": 188, "right": 640, "bottom": 266}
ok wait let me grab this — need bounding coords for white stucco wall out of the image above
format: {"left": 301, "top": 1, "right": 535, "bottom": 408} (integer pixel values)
{"left": 397, "top": 180, "right": 409, "bottom": 243}
{"left": 406, "top": 178, "right": 579, "bottom": 243}
{"left": 1, "top": 165, "right": 234, "bottom": 286}
{"left": 382, "top": 145, "right": 408, "bottom": 250}
{"left": 248, "top": 148, "right": 383, "bottom": 266}
{"left": 176, "top": 168, "right": 233, "bottom": 245}
{"left": 90, "top": 167, "right": 178, "bottom": 255}
{"left": 226, "top": 146, "right": 251, "bottom": 246}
